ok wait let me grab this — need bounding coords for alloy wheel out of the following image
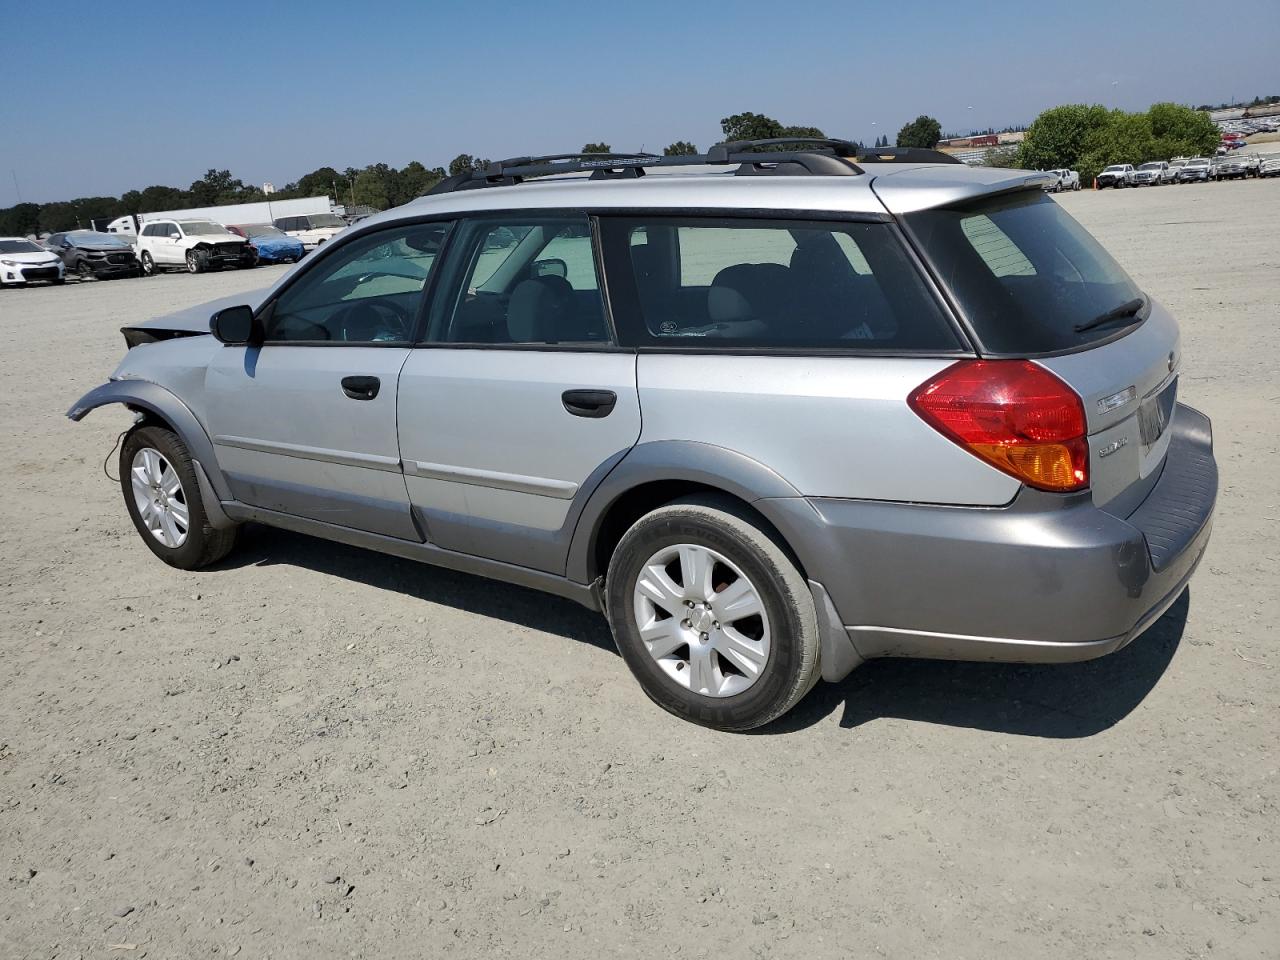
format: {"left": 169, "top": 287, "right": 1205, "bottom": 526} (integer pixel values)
{"left": 632, "top": 543, "right": 771, "bottom": 698}
{"left": 129, "top": 447, "right": 189, "bottom": 548}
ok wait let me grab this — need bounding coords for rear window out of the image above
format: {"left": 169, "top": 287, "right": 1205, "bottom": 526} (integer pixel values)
{"left": 905, "top": 191, "right": 1144, "bottom": 354}
{"left": 600, "top": 216, "right": 961, "bottom": 351}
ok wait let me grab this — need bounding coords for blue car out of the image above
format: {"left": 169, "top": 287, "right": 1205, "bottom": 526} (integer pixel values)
{"left": 229, "top": 224, "right": 305, "bottom": 264}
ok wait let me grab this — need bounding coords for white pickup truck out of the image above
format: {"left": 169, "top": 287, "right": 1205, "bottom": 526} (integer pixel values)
{"left": 134, "top": 219, "right": 256, "bottom": 276}
{"left": 1044, "top": 168, "right": 1081, "bottom": 192}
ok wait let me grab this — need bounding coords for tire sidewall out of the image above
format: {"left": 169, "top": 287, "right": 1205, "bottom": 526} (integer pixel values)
{"left": 606, "top": 505, "right": 810, "bottom": 730}
{"left": 120, "top": 425, "right": 213, "bottom": 569}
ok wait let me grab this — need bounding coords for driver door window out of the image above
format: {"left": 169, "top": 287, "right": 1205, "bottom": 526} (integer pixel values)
{"left": 265, "top": 221, "right": 452, "bottom": 343}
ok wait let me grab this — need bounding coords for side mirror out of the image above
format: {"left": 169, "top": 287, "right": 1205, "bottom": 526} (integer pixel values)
{"left": 210, "top": 304, "right": 261, "bottom": 345}
{"left": 532, "top": 258, "right": 568, "bottom": 280}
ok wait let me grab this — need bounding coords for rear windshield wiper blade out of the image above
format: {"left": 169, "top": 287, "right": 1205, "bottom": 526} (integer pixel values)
{"left": 1075, "top": 295, "right": 1147, "bottom": 334}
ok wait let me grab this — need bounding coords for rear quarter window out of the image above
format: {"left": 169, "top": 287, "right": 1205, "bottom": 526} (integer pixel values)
{"left": 600, "top": 216, "right": 961, "bottom": 352}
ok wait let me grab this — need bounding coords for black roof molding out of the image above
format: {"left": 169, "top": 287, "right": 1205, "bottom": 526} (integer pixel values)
{"left": 425, "top": 139, "right": 960, "bottom": 196}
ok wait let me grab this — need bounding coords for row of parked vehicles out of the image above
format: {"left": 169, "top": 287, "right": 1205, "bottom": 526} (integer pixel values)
{"left": 1096, "top": 153, "right": 1280, "bottom": 188}
{"left": 1, "top": 212, "right": 353, "bottom": 288}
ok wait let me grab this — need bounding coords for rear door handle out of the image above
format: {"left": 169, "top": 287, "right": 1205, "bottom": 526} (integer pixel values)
{"left": 341, "top": 375, "right": 381, "bottom": 400}
{"left": 562, "top": 389, "right": 617, "bottom": 418}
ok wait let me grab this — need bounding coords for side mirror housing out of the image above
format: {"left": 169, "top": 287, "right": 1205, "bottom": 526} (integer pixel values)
{"left": 210, "top": 304, "right": 262, "bottom": 345}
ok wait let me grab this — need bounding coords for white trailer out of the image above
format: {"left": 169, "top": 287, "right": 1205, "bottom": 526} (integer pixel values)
{"left": 104, "top": 196, "right": 334, "bottom": 238}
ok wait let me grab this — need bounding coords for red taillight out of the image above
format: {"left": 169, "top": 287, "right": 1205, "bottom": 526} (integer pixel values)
{"left": 908, "top": 360, "right": 1089, "bottom": 492}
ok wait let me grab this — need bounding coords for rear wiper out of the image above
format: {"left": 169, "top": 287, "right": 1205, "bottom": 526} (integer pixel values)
{"left": 1075, "top": 295, "right": 1147, "bottom": 334}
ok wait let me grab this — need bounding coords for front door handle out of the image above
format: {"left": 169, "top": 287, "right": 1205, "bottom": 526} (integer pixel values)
{"left": 341, "top": 375, "right": 380, "bottom": 400}
{"left": 562, "top": 389, "right": 617, "bottom": 418}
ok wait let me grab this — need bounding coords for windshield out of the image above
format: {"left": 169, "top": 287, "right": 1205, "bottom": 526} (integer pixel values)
{"left": 0, "top": 239, "right": 44, "bottom": 254}
{"left": 241, "top": 224, "right": 285, "bottom": 238}
{"left": 1103, "top": 166, "right": 1126, "bottom": 173}
{"left": 905, "top": 190, "right": 1144, "bottom": 354}
{"left": 308, "top": 214, "right": 346, "bottom": 229}
{"left": 1187, "top": 159, "right": 1210, "bottom": 167}
{"left": 1139, "top": 163, "right": 1163, "bottom": 170}
{"left": 180, "top": 221, "right": 232, "bottom": 236}
{"left": 67, "top": 230, "right": 128, "bottom": 247}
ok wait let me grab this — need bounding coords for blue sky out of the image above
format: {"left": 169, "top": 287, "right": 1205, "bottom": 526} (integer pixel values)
{"left": 2, "top": 0, "right": 1275, "bottom": 205}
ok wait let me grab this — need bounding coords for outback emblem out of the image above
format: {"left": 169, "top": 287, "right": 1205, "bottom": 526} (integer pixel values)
{"left": 1098, "top": 437, "right": 1128, "bottom": 458}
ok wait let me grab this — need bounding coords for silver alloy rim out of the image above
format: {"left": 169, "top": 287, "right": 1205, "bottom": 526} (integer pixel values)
{"left": 130, "top": 447, "right": 189, "bottom": 548}
{"left": 186, "top": 252, "right": 197, "bottom": 272}
{"left": 632, "top": 543, "right": 771, "bottom": 698}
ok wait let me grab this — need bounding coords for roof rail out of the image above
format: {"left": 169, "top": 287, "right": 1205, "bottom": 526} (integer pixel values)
{"left": 424, "top": 138, "right": 959, "bottom": 195}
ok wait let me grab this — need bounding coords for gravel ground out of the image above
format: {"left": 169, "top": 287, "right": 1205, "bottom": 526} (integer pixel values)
{"left": 1, "top": 181, "right": 1277, "bottom": 959}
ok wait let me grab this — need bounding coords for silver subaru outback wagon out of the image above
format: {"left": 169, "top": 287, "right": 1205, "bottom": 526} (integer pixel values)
{"left": 69, "top": 141, "right": 1218, "bottom": 731}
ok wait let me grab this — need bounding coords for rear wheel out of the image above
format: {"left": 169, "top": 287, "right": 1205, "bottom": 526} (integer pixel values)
{"left": 120, "top": 425, "right": 237, "bottom": 570}
{"left": 605, "top": 495, "right": 820, "bottom": 731}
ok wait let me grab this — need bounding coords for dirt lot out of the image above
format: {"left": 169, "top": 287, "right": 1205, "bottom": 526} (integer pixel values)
{"left": 2, "top": 181, "right": 1277, "bottom": 959}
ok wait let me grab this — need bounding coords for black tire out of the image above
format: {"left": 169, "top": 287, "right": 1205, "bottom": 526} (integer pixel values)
{"left": 52, "top": 277, "right": 66, "bottom": 285}
{"left": 605, "top": 495, "right": 820, "bottom": 732}
{"left": 119, "top": 425, "right": 238, "bottom": 570}
{"left": 140, "top": 251, "right": 156, "bottom": 276}
{"left": 76, "top": 261, "right": 94, "bottom": 281}
{"left": 186, "top": 249, "right": 208, "bottom": 274}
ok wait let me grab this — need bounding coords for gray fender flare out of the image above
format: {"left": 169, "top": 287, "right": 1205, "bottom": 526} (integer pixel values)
{"left": 67, "top": 380, "right": 236, "bottom": 529}
{"left": 564, "top": 440, "right": 862, "bottom": 681}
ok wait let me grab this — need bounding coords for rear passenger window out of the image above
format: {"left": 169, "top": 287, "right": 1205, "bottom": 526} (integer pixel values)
{"left": 600, "top": 217, "right": 960, "bottom": 351}
{"left": 430, "top": 217, "right": 610, "bottom": 346}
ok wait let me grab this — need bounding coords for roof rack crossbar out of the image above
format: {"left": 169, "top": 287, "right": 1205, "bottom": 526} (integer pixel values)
{"left": 424, "top": 138, "right": 960, "bottom": 195}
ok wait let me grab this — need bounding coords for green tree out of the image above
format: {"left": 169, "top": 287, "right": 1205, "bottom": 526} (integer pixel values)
{"left": 350, "top": 171, "right": 389, "bottom": 212}
{"left": 394, "top": 160, "right": 444, "bottom": 203}
{"left": 1147, "top": 102, "right": 1219, "bottom": 159}
{"left": 449, "top": 154, "right": 486, "bottom": 176}
{"left": 292, "top": 166, "right": 341, "bottom": 199}
{"left": 136, "top": 185, "right": 190, "bottom": 213}
{"left": 188, "top": 169, "right": 247, "bottom": 206}
{"left": 0, "top": 202, "right": 40, "bottom": 237}
{"left": 1017, "top": 103, "right": 1112, "bottom": 172}
{"left": 982, "top": 146, "right": 1022, "bottom": 168}
{"left": 896, "top": 115, "right": 942, "bottom": 149}
{"left": 663, "top": 141, "right": 698, "bottom": 156}
{"left": 581, "top": 142, "right": 612, "bottom": 153}
{"left": 719, "top": 113, "right": 826, "bottom": 145}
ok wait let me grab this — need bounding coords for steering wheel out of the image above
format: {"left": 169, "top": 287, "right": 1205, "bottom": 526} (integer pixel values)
{"left": 331, "top": 298, "right": 411, "bottom": 342}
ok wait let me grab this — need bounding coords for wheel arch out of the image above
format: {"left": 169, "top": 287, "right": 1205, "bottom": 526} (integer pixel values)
{"left": 67, "top": 380, "right": 231, "bottom": 502}
{"left": 566, "top": 441, "right": 812, "bottom": 587}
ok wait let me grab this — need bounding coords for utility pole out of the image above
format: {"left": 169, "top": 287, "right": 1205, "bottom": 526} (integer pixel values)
{"left": 10, "top": 169, "right": 21, "bottom": 203}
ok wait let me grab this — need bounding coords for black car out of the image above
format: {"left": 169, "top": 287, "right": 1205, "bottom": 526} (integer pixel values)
{"left": 47, "top": 231, "right": 140, "bottom": 280}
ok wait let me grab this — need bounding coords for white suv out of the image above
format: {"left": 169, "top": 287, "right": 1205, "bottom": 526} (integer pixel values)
{"left": 273, "top": 212, "right": 348, "bottom": 250}
{"left": 135, "top": 219, "right": 255, "bottom": 275}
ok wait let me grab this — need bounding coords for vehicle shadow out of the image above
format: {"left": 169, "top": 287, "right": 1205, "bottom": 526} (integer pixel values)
{"left": 760, "top": 590, "right": 1191, "bottom": 739}
{"left": 220, "top": 525, "right": 618, "bottom": 655}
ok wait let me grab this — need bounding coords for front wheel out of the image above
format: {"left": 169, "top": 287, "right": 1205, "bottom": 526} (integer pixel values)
{"left": 120, "top": 425, "right": 238, "bottom": 569}
{"left": 606, "top": 495, "right": 820, "bottom": 731}
{"left": 140, "top": 251, "right": 156, "bottom": 276}
{"left": 77, "top": 261, "right": 95, "bottom": 281}
{"left": 185, "top": 249, "right": 207, "bottom": 274}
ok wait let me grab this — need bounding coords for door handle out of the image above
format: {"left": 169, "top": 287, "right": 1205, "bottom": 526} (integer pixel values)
{"left": 341, "top": 375, "right": 381, "bottom": 400}
{"left": 562, "top": 389, "right": 617, "bottom": 418}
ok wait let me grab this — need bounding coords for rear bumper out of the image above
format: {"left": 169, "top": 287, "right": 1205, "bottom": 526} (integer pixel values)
{"left": 768, "top": 404, "right": 1217, "bottom": 681}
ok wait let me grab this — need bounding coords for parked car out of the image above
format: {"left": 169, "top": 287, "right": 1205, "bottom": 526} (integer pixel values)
{"left": 1132, "top": 161, "right": 1170, "bottom": 186}
{"left": 273, "top": 212, "right": 348, "bottom": 250}
{"left": 1044, "top": 168, "right": 1080, "bottom": 192}
{"left": 1178, "top": 158, "right": 1213, "bottom": 183}
{"left": 1, "top": 237, "right": 65, "bottom": 286}
{"left": 1260, "top": 156, "right": 1280, "bottom": 178}
{"left": 1096, "top": 164, "right": 1135, "bottom": 188}
{"left": 1167, "top": 158, "right": 1189, "bottom": 180}
{"left": 1212, "top": 156, "right": 1249, "bottom": 180}
{"left": 227, "top": 224, "right": 306, "bottom": 264}
{"left": 46, "top": 230, "right": 140, "bottom": 280}
{"left": 69, "top": 142, "right": 1218, "bottom": 731}
{"left": 134, "top": 219, "right": 256, "bottom": 275}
